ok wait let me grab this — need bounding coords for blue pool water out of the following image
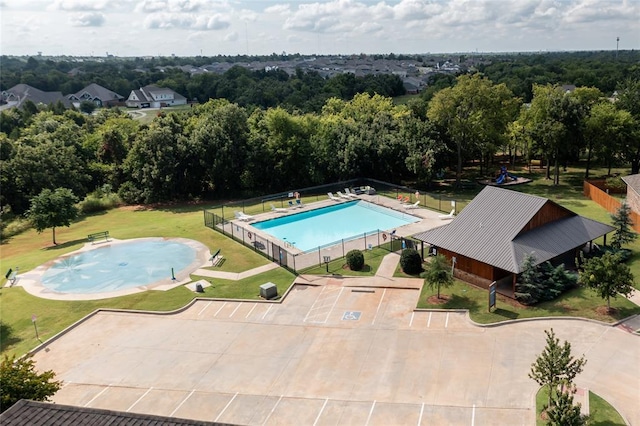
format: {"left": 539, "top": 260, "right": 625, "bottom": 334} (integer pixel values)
{"left": 252, "top": 200, "right": 419, "bottom": 251}
{"left": 41, "top": 240, "right": 197, "bottom": 294}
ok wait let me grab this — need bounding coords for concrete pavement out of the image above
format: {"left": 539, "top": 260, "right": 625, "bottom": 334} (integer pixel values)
{"left": 32, "top": 254, "right": 640, "bottom": 425}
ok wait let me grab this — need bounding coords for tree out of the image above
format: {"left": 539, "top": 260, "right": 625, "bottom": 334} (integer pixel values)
{"left": 0, "top": 354, "right": 61, "bottom": 413}
{"left": 421, "top": 254, "right": 453, "bottom": 299}
{"left": 427, "top": 74, "right": 519, "bottom": 187}
{"left": 578, "top": 252, "right": 635, "bottom": 311}
{"left": 28, "top": 188, "right": 79, "bottom": 245}
{"left": 79, "top": 100, "right": 97, "bottom": 114}
{"left": 610, "top": 202, "right": 637, "bottom": 249}
{"left": 544, "top": 385, "right": 588, "bottom": 426}
{"left": 529, "top": 328, "right": 587, "bottom": 410}
{"left": 515, "top": 253, "right": 542, "bottom": 305}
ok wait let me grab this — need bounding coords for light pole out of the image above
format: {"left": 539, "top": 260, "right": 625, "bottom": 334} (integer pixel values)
{"left": 616, "top": 36, "right": 620, "bottom": 60}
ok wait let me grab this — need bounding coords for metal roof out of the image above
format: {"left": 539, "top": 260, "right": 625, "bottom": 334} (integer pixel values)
{"left": 0, "top": 399, "right": 237, "bottom": 426}
{"left": 413, "top": 186, "right": 613, "bottom": 273}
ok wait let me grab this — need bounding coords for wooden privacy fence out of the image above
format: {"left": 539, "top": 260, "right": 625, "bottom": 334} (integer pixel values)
{"left": 583, "top": 180, "right": 640, "bottom": 233}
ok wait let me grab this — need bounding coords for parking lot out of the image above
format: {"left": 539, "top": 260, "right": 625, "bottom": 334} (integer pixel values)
{"left": 33, "top": 282, "right": 639, "bottom": 425}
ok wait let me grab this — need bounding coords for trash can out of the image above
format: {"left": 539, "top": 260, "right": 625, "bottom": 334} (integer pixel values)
{"left": 260, "top": 282, "right": 277, "bottom": 300}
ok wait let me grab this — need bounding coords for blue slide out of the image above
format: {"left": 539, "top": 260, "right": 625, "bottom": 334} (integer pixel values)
{"left": 495, "top": 174, "right": 505, "bottom": 184}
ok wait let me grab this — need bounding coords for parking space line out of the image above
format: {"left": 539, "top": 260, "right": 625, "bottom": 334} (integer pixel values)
{"left": 445, "top": 312, "right": 450, "bottom": 328}
{"left": 371, "top": 289, "right": 386, "bottom": 325}
{"left": 229, "top": 304, "right": 241, "bottom": 318}
{"left": 417, "top": 402, "right": 425, "bottom": 425}
{"left": 214, "top": 302, "right": 228, "bottom": 317}
{"left": 427, "top": 312, "right": 432, "bottom": 328}
{"left": 170, "top": 389, "right": 195, "bottom": 417}
{"left": 262, "top": 395, "right": 283, "bottom": 425}
{"left": 471, "top": 403, "right": 476, "bottom": 426}
{"left": 303, "top": 286, "right": 328, "bottom": 322}
{"left": 364, "top": 400, "right": 376, "bottom": 426}
{"left": 262, "top": 304, "right": 274, "bottom": 320}
{"left": 60, "top": 381, "right": 71, "bottom": 389}
{"left": 215, "top": 392, "right": 238, "bottom": 422}
{"left": 246, "top": 303, "right": 257, "bottom": 318}
{"left": 312, "top": 398, "right": 329, "bottom": 426}
{"left": 198, "top": 301, "right": 211, "bottom": 316}
{"left": 322, "top": 287, "right": 344, "bottom": 323}
{"left": 127, "top": 387, "right": 152, "bottom": 412}
{"left": 84, "top": 384, "right": 111, "bottom": 407}
{"left": 409, "top": 312, "right": 415, "bottom": 327}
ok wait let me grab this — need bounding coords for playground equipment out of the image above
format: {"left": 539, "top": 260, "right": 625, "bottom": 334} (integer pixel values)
{"left": 495, "top": 166, "right": 517, "bottom": 184}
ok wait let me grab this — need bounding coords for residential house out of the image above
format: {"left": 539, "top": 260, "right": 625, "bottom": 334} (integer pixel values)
{"left": 622, "top": 174, "right": 640, "bottom": 216}
{"left": 126, "top": 85, "right": 187, "bottom": 108}
{"left": 413, "top": 186, "right": 613, "bottom": 292}
{"left": 68, "top": 83, "right": 124, "bottom": 108}
{"left": 1, "top": 83, "right": 72, "bottom": 110}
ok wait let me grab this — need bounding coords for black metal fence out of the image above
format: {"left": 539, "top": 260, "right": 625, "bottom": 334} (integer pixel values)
{"left": 203, "top": 178, "right": 461, "bottom": 272}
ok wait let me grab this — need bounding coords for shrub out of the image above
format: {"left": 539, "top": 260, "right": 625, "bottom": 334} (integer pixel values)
{"left": 346, "top": 249, "right": 365, "bottom": 271}
{"left": 605, "top": 176, "right": 626, "bottom": 192}
{"left": 400, "top": 248, "right": 422, "bottom": 275}
{"left": 78, "top": 190, "right": 120, "bottom": 214}
{"left": 117, "top": 181, "right": 143, "bottom": 204}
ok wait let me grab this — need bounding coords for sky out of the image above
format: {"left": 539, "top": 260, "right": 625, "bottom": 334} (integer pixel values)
{"left": 1, "top": 0, "right": 638, "bottom": 57}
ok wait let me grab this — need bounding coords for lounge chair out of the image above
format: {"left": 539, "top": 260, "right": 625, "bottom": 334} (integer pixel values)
{"left": 234, "top": 211, "right": 254, "bottom": 222}
{"left": 328, "top": 192, "right": 341, "bottom": 201}
{"left": 271, "top": 203, "right": 288, "bottom": 213}
{"left": 404, "top": 200, "right": 420, "bottom": 209}
{"left": 337, "top": 191, "right": 350, "bottom": 199}
{"left": 438, "top": 209, "right": 455, "bottom": 220}
{"left": 345, "top": 188, "right": 359, "bottom": 198}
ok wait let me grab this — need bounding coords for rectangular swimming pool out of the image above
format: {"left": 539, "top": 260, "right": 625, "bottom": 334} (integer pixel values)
{"left": 251, "top": 200, "right": 419, "bottom": 252}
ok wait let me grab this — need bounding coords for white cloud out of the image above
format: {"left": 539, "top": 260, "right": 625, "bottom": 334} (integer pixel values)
{"left": 264, "top": 3, "right": 289, "bottom": 14}
{"left": 225, "top": 31, "right": 239, "bottom": 41}
{"left": 143, "top": 12, "right": 230, "bottom": 30}
{"left": 69, "top": 12, "right": 105, "bottom": 26}
{"left": 51, "top": 0, "right": 108, "bottom": 11}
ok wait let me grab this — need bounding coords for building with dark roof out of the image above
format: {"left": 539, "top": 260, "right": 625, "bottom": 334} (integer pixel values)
{"left": 0, "top": 399, "right": 238, "bottom": 426}
{"left": 68, "top": 83, "right": 125, "bottom": 107}
{"left": 413, "top": 186, "right": 613, "bottom": 291}
{"left": 1, "top": 84, "right": 72, "bottom": 110}
{"left": 126, "top": 85, "right": 187, "bottom": 108}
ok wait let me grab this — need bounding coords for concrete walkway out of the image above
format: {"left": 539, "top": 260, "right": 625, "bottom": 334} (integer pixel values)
{"left": 193, "top": 262, "right": 281, "bottom": 281}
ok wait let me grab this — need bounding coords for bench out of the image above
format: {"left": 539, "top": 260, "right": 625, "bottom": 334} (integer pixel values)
{"left": 4, "top": 268, "right": 18, "bottom": 286}
{"left": 88, "top": 231, "right": 109, "bottom": 243}
{"left": 209, "top": 249, "right": 223, "bottom": 266}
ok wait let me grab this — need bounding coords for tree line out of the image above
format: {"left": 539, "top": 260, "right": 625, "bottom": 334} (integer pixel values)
{"left": 1, "top": 73, "right": 639, "bottom": 217}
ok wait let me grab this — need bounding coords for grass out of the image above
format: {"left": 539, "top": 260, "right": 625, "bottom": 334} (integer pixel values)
{"left": 193, "top": 267, "right": 297, "bottom": 299}
{"left": 535, "top": 387, "right": 626, "bottom": 426}
{"left": 298, "top": 247, "right": 389, "bottom": 276}
{"left": 417, "top": 280, "right": 640, "bottom": 324}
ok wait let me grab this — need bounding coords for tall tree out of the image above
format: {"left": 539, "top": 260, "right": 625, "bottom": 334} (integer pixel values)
{"left": 545, "top": 385, "right": 588, "bottom": 426}
{"left": 579, "top": 252, "right": 635, "bottom": 311}
{"left": 0, "top": 354, "right": 61, "bottom": 413}
{"left": 28, "top": 188, "right": 79, "bottom": 245}
{"left": 427, "top": 74, "right": 518, "bottom": 187}
{"left": 610, "top": 201, "right": 638, "bottom": 249}
{"left": 422, "top": 254, "right": 453, "bottom": 299}
{"left": 616, "top": 79, "right": 640, "bottom": 174}
{"left": 529, "top": 328, "right": 587, "bottom": 410}
{"left": 584, "top": 101, "right": 634, "bottom": 178}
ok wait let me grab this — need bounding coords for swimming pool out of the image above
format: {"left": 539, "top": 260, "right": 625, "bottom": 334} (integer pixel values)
{"left": 252, "top": 200, "right": 419, "bottom": 251}
{"left": 40, "top": 239, "right": 199, "bottom": 294}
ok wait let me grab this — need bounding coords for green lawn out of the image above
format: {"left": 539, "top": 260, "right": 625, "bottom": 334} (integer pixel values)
{"left": 194, "top": 268, "right": 297, "bottom": 299}
{"left": 535, "top": 387, "right": 626, "bottom": 426}
{"left": 299, "top": 247, "right": 389, "bottom": 276}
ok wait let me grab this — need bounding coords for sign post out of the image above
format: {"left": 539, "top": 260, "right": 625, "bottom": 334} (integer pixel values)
{"left": 323, "top": 256, "right": 331, "bottom": 273}
{"left": 488, "top": 281, "right": 497, "bottom": 312}
{"left": 32, "top": 314, "right": 42, "bottom": 343}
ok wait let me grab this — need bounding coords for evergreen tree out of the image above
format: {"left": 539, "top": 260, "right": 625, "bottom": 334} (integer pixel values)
{"left": 515, "top": 253, "right": 542, "bottom": 305}
{"left": 529, "top": 328, "right": 587, "bottom": 410}
{"left": 610, "top": 201, "right": 637, "bottom": 249}
{"left": 545, "top": 386, "right": 588, "bottom": 426}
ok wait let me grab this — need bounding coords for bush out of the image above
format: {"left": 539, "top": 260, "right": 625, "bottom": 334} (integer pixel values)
{"left": 78, "top": 189, "right": 120, "bottom": 214}
{"left": 117, "top": 181, "right": 143, "bottom": 204}
{"left": 400, "top": 248, "right": 422, "bottom": 275}
{"left": 346, "top": 249, "right": 365, "bottom": 271}
{"left": 605, "top": 176, "right": 626, "bottom": 192}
